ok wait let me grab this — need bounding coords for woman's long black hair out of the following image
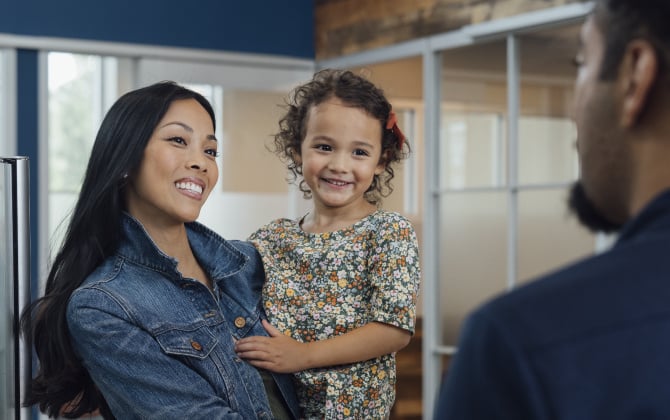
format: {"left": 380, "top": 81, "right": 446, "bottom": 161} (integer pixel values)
{"left": 19, "top": 81, "right": 215, "bottom": 418}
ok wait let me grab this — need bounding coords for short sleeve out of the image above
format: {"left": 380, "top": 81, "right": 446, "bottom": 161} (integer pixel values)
{"left": 368, "top": 212, "right": 421, "bottom": 333}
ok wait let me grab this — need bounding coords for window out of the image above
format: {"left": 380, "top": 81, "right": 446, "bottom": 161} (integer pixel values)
{"left": 47, "top": 52, "right": 118, "bottom": 254}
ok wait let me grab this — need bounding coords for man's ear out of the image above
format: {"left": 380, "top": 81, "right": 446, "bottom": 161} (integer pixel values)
{"left": 619, "top": 39, "right": 659, "bottom": 127}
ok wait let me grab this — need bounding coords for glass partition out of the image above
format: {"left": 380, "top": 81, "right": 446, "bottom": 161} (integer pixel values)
{"left": 517, "top": 22, "right": 596, "bottom": 282}
{"left": 438, "top": 191, "right": 508, "bottom": 344}
{"left": 441, "top": 111, "right": 504, "bottom": 189}
{"left": 518, "top": 189, "right": 594, "bottom": 282}
{"left": 441, "top": 39, "right": 508, "bottom": 190}
{"left": 518, "top": 24, "right": 580, "bottom": 185}
{"left": 438, "top": 39, "right": 509, "bottom": 348}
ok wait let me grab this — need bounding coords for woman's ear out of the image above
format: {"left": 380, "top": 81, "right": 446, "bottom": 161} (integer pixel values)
{"left": 619, "top": 39, "right": 659, "bottom": 127}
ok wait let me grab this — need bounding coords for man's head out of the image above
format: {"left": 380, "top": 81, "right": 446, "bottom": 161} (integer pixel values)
{"left": 569, "top": 0, "right": 670, "bottom": 233}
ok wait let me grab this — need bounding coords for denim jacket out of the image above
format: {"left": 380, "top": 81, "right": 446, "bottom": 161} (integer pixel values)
{"left": 66, "top": 214, "right": 300, "bottom": 419}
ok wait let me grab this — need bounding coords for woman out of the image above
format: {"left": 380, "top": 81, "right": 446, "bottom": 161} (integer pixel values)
{"left": 20, "top": 81, "right": 299, "bottom": 419}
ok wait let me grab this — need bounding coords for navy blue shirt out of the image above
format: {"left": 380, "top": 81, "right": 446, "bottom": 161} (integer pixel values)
{"left": 435, "top": 189, "right": 670, "bottom": 420}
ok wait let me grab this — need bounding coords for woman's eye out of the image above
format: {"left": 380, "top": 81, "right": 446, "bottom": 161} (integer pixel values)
{"left": 169, "top": 136, "right": 187, "bottom": 145}
{"left": 205, "top": 149, "right": 220, "bottom": 157}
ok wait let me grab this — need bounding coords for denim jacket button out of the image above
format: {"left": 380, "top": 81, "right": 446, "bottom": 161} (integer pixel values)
{"left": 234, "top": 317, "right": 246, "bottom": 328}
{"left": 190, "top": 340, "right": 202, "bottom": 351}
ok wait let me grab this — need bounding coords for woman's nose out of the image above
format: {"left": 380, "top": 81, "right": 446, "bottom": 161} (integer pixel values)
{"left": 186, "top": 150, "right": 208, "bottom": 172}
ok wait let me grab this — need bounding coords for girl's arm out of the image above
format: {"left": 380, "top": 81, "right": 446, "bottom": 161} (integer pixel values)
{"left": 238, "top": 213, "right": 420, "bottom": 373}
{"left": 234, "top": 319, "right": 411, "bottom": 373}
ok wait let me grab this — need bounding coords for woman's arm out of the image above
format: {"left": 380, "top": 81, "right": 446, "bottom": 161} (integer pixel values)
{"left": 234, "top": 320, "right": 411, "bottom": 373}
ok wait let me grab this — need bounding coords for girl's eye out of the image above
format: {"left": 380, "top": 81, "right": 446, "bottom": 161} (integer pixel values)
{"left": 205, "top": 149, "right": 220, "bottom": 158}
{"left": 353, "top": 149, "right": 370, "bottom": 157}
{"left": 169, "top": 136, "right": 187, "bottom": 145}
{"left": 315, "top": 144, "right": 332, "bottom": 151}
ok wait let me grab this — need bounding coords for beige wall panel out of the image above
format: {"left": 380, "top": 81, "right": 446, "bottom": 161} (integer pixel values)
{"left": 220, "top": 90, "right": 290, "bottom": 193}
{"left": 353, "top": 57, "right": 423, "bottom": 100}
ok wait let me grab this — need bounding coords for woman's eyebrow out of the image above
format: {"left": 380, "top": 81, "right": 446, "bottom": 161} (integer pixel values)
{"left": 159, "top": 121, "right": 217, "bottom": 141}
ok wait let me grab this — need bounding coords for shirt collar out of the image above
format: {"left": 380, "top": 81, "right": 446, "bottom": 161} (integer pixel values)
{"left": 118, "top": 213, "right": 248, "bottom": 279}
{"left": 615, "top": 188, "right": 670, "bottom": 246}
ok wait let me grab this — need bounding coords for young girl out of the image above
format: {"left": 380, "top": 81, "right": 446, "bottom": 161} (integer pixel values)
{"left": 235, "top": 69, "right": 421, "bottom": 419}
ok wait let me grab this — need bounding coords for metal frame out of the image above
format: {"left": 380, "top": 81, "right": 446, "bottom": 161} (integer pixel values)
{"left": 315, "top": 3, "right": 593, "bottom": 418}
{"left": 0, "top": 49, "right": 17, "bottom": 157}
{"left": 1, "top": 157, "right": 31, "bottom": 419}
{"left": 506, "top": 34, "right": 520, "bottom": 292}
{"left": 0, "top": 33, "right": 314, "bottom": 71}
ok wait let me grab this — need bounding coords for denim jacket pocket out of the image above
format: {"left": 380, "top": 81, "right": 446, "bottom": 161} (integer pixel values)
{"left": 155, "top": 326, "right": 218, "bottom": 360}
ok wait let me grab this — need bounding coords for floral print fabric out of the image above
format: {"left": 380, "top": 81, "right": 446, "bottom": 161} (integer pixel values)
{"left": 250, "top": 210, "right": 421, "bottom": 419}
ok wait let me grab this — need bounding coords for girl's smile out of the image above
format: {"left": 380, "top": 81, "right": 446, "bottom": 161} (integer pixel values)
{"left": 299, "top": 97, "right": 384, "bottom": 215}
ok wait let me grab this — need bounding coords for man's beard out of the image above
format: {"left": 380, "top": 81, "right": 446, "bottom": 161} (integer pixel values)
{"left": 568, "top": 182, "right": 622, "bottom": 234}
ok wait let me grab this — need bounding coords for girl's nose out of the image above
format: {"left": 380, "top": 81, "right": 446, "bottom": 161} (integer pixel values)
{"left": 327, "top": 152, "right": 348, "bottom": 172}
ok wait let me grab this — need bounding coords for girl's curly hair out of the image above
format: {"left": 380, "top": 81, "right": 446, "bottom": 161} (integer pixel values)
{"left": 272, "top": 68, "right": 409, "bottom": 205}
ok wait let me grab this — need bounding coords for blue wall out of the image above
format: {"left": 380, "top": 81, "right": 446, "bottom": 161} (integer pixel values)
{"left": 4, "top": 3, "right": 314, "bottom": 353}
{"left": 2, "top": 0, "right": 314, "bottom": 58}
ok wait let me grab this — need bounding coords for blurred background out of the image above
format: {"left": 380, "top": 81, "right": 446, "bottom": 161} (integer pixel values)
{"left": 1, "top": 1, "right": 606, "bottom": 418}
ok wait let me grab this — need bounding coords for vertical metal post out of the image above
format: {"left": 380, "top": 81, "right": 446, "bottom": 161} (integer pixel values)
{"left": 1, "top": 156, "right": 31, "bottom": 420}
{"left": 422, "top": 45, "right": 442, "bottom": 420}
{"left": 506, "top": 35, "right": 520, "bottom": 291}
{"left": 14, "top": 157, "right": 31, "bottom": 420}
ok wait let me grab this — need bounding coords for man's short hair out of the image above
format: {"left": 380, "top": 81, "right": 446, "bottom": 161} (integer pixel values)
{"left": 594, "top": 0, "right": 670, "bottom": 80}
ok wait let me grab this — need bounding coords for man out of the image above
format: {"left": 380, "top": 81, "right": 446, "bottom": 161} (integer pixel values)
{"left": 434, "top": 1, "right": 670, "bottom": 418}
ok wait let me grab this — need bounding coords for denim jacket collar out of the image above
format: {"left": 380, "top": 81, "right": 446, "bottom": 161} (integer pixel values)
{"left": 118, "top": 213, "right": 248, "bottom": 281}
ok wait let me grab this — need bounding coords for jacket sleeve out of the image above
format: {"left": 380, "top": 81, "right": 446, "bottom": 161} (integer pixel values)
{"left": 67, "top": 287, "right": 244, "bottom": 420}
{"left": 433, "top": 306, "right": 550, "bottom": 420}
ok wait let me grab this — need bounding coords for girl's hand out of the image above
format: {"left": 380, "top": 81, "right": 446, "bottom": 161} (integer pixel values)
{"left": 234, "top": 319, "right": 310, "bottom": 373}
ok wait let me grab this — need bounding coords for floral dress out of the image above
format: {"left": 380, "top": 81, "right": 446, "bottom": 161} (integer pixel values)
{"left": 249, "top": 210, "right": 421, "bottom": 419}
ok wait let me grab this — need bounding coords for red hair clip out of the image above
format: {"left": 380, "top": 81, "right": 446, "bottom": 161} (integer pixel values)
{"left": 386, "top": 110, "right": 406, "bottom": 150}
